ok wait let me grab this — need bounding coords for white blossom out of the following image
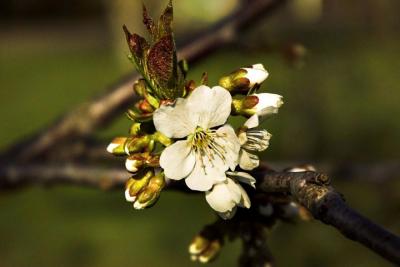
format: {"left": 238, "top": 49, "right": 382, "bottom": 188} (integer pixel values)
{"left": 154, "top": 85, "right": 241, "bottom": 191}
{"left": 205, "top": 171, "right": 255, "bottom": 219}
{"left": 238, "top": 115, "right": 272, "bottom": 171}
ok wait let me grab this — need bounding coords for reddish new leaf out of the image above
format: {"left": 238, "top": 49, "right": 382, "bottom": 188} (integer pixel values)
{"left": 159, "top": 0, "right": 173, "bottom": 35}
{"left": 123, "top": 25, "right": 149, "bottom": 59}
{"left": 142, "top": 4, "right": 156, "bottom": 38}
{"left": 147, "top": 34, "right": 174, "bottom": 88}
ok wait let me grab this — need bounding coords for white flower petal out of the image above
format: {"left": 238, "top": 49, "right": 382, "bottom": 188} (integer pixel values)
{"left": 254, "top": 93, "right": 283, "bottom": 117}
{"left": 125, "top": 158, "right": 139, "bottom": 173}
{"left": 238, "top": 132, "right": 247, "bottom": 146}
{"left": 244, "top": 114, "right": 259, "bottom": 129}
{"left": 237, "top": 184, "right": 251, "bottom": 209}
{"left": 226, "top": 171, "right": 256, "bottom": 188}
{"left": 107, "top": 143, "right": 119, "bottom": 153}
{"left": 125, "top": 189, "right": 136, "bottom": 202}
{"left": 243, "top": 129, "right": 271, "bottom": 152}
{"left": 160, "top": 140, "right": 196, "bottom": 180}
{"left": 239, "top": 150, "right": 259, "bottom": 171}
{"left": 252, "top": 63, "right": 266, "bottom": 70}
{"left": 226, "top": 179, "right": 243, "bottom": 203}
{"left": 205, "top": 179, "right": 239, "bottom": 213}
{"left": 214, "top": 125, "right": 241, "bottom": 171}
{"left": 205, "top": 179, "right": 250, "bottom": 218}
{"left": 187, "top": 85, "right": 232, "bottom": 129}
{"left": 153, "top": 98, "right": 197, "bottom": 138}
{"left": 243, "top": 64, "right": 269, "bottom": 86}
{"left": 185, "top": 153, "right": 226, "bottom": 191}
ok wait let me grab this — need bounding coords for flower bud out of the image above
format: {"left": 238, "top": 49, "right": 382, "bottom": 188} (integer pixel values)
{"left": 124, "top": 135, "right": 153, "bottom": 154}
{"left": 189, "top": 235, "right": 221, "bottom": 263}
{"left": 125, "top": 153, "right": 160, "bottom": 173}
{"left": 198, "top": 240, "right": 221, "bottom": 263}
{"left": 189, "top": 235, "right": 210, "bottom": 255}
{"left": 133, "top": 172, "right": 165, "bottom": 209}
{"left": 235, "top": 93, "right": 283, "bottom": 117}
{"left": 125, "top": 169, "right": 154, "bottom": 202}
{"left": 125, "top": 156, "right": 144, "bottom": 173}
{"left": 219, "top": 70, "right": 249, "bottom": 93}
{"left": 219, "top": 64, "right": 268, "bottom": 94}
{"left": 126, "top": 109, "right": 153, "bottom": 122}
{"left": 136, "top": 99, "right": 154, "bottom": 113}
{"left": 129, "top": 122, "right": 141, "bottom": 136}
{"left": 133, "top": 79, "right": 147, "bottom": 97}
{"left": 152, "top": 131, "right": 172, "bottom": 146}
{"left": 106, "top": 137, "right": 128, "bottom": 156}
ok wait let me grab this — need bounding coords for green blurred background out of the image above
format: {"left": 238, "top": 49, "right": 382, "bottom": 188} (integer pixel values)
{"left": 1, "top": 0, "right": 400, "bottom": 266}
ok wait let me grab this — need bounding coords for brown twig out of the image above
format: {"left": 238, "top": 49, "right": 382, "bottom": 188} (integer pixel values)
{"left": 1, "top": 0, "right": 287, "bottom": 162}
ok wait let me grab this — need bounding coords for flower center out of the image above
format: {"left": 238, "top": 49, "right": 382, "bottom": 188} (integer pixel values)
{"left": 189, "top": 127, "right": 227, "bottom": 167}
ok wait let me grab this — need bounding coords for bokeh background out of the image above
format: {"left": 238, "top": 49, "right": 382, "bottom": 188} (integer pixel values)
{"left": 1, "top": 0, "right": 400, "bottom": 266}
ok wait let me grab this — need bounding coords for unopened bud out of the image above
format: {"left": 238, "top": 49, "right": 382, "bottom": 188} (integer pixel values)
{"left": 235, "top": 93, "right": 283, "bottom": 117}
{"left": 107, "top": 137, "right": 128, "bottom": 155}
{"left": 242, "top": 95, "right": 259, "bottom": 109}
{"left": 219, "top": 69, "right": 249, "bottom": 93}
{"left": 189, "top": 235, "right": 210, "bottom": 255}
{"left": 133, "top": 79, "right": 147, "bottom": 97}
{"left": 133, "top": 172, "right": 165, "bottom": 209}
{"left": 126, "top": 109, "right": 153, "bottom": 122}
{"left": 129, "top": 122, "right": 141, "bottom": 136}
{"left": 125, "top": 153, "right": 160, "bottom": 173}
{"left": 125, "top": 169, "right": 154, "bottom": 202}
{"left": 124, "top": 135, "right": 152, "bottom": 154}
{"left": 152, "top": 131, "right": 172, "bottom": 146}
{"left": 198, "top": 240, "right": 221, "bottom": 263}
{"left": 231, "top": 95, "right": 260, "bottom": 116}
{"left": 189, "top": 235, "right": 221, "bottom": 263}
{"left": 219, "top": 64, "right": 269, "bottom": 94}
{"left": 125, "top": 156, "right": 145, "bottom": 173}
{"left": 137, "top": 99, "right": 154, "bottom": 113}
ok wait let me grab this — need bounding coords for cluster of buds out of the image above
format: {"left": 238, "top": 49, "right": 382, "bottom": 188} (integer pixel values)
{"left": 189, "top": 235, "right": 222, "bottom": 263}
{"left": 125, "top": 169, "right": 165, "bottom": 209}
{"left": 107, "top": 124, "right": 171, "bottom": 209}
{"left": 220, "top": 64, "right": 283, "bottom": 119}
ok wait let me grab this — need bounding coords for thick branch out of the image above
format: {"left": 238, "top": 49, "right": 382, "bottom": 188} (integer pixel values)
{"left": 0, "top": 162, "right": 399, "bottom": 264}
{"left": 2, "top": 0, "right": 286, "bottom": 162}
{"left": 258, "top": 171, "right": 400, "bottom": 265}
